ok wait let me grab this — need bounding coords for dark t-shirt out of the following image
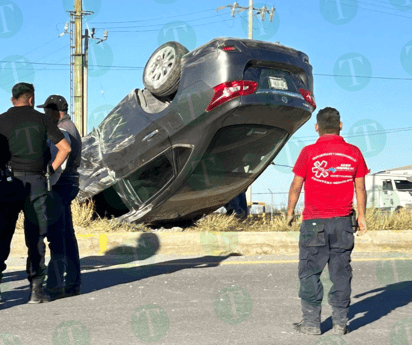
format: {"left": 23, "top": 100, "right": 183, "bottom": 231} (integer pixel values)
{"left": 0, "top": 106, "right": 65, "bottom": 172}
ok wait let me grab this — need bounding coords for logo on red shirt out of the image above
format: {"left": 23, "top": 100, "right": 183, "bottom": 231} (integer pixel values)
{"left": 312, "top": 160, "right": 329, "bottom": 178}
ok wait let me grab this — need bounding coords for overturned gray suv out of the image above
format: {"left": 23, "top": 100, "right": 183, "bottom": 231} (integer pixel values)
{"left": 78, "top": 37, "right": 316, "bottom": 224}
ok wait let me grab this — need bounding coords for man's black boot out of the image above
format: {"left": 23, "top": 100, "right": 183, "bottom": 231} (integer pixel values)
{"left": 28, "top": 281, "right": 50, "bottom": 304}
{"left": 65, "top": 285, "right": 81, "bottom": 297}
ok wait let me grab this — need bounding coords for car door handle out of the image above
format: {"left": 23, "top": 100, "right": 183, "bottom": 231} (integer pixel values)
{"left": 143, "top": 130, "right": 159, "bottom": 142}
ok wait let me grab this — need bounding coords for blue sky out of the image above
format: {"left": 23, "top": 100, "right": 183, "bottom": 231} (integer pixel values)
{"left": 0, "top": 0, "right": 411, "bottom": 208}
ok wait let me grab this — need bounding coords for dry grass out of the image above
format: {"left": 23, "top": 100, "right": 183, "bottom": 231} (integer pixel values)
{"left": 365, "top": 207, "right": 412, "bottom": 231}
{"left": 184, "top": 213, "right": 300, "bottom": 232}
{"left": 15, "top": 199, "right": 412, "bottom": 233}
{"left": 71, "top": 199, "right": 149, "bottom": 233}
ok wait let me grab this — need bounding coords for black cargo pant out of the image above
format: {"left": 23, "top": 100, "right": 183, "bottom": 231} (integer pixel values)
{"left": 0, "top": 173, "right": 60, "bottom": 284}
{"left": 298, "top": 216, "right": 354, "bottom": 328}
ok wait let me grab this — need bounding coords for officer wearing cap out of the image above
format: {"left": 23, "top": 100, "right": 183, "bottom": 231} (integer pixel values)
{"left": 37, "top": 95, "right": 82, "bottom": 299}
{"left": 0, "top": 83, "right": 71, "bottom": 304}
{"left": 287, "top": 107, "right": 368, "bottom": 336}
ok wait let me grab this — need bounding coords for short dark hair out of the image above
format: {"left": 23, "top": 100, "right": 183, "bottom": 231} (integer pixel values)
{"left": 12, "top": 82, "right": 34, "bottom": 100}
{"left": 316, "top": 107, "right": 341, "bottom": 134}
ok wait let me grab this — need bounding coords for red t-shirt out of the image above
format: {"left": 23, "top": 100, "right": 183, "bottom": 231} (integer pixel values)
{"left": 293, "top": 135, "right": 369, "bottom": 220}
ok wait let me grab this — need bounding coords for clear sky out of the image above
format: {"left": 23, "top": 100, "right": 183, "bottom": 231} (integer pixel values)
{"left": 0, "top": 0, "right": 411, "bottom": 208}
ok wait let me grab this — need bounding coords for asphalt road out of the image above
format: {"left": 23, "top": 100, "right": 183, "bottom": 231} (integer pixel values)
{"left": 1, "top": 254, "right": 412, "bottom": 345}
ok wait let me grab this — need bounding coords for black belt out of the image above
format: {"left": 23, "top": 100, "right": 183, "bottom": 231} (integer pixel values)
{"left": 13, "top": 171, "right": 44, "bottom": 177}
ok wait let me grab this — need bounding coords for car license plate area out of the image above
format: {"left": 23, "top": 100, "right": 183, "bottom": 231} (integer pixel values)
{"left": 259, "top": 69, "right": 300, "bottom": 93}
{"left": 268, "top": 76, "right": 288, "bottom": 90}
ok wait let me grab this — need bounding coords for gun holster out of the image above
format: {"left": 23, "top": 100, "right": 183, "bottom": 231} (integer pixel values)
{"left": 350, "top": 209, "right": 359, "bottom": 232}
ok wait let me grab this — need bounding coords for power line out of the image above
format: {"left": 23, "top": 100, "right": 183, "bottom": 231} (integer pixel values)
{"left": 326, "top": 0, "right": 412, "bottom": 19}
{"left": 3, "top": 61, "right": 412, "bottom": 77}
{"left": 88, "top": 65, "right": 142, "bottom": 69}
{"left": 0, "top": 60, "right": 143, "bottom": 69}
{"left": 1, "top": 61, "right": 70, "bottom": 66}
{"left": 19, "top": 37, "right": 60, "bottom": 58}
{"left": 369, "top": 0, "right": 412, "bottom": 9}
{"left": 288, "top": 127, "right": 412, "bottom": 142}
{"left": 108, "top": 18, "right": 235, "bottom": 32}
{"left": 314, "top": 73, "right": 412, "bottom": 81}
{"left": 291, "top": 127, "right": 412, "bottom": 140}
{"left": 0, "top": 56, "right": 70, "bottom": 89}
{"left": 94, "top": 13, "right": 228, "bottom": 29}
{"left": 0, "top": 67, "right": 141, "bottom": 71}
{"left": 0, "top": 42, "right": 69, "bottom": 84}
{"left": 4, "top": 62, "right": 410, "bottom": 79}
{"left": 348, "top": 0, "right": 412, "bottom": 12}
{"left": 0, "top": 68, "right": 69, "bottom": 71}
{"left": 89, "top": 8, "right": 216, "bottom": 24}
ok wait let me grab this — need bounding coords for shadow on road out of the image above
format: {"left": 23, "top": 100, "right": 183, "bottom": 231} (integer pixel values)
{"left": 79, "top": 231, "right": 237, "bottom": 293}
{"left": 1, "top": 232, "right": 237, "bottom": 309}
{"left": 1, "top": 270, "right": 30, "bottom": 309}
{"left": 322, "top": 281, "right": 412, "bottom": 333}
{"left": 80, "top": 232, "right": 161, "bottom": 270}
{"left": 80, "top": 254, "right": 236, "bottom": 294}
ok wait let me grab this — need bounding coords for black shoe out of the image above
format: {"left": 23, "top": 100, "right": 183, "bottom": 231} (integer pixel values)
{"left": 48, "top": 291, "right": 65, "bottom": 301}
{"left": 293, "top": 321, "right": 321, "bottom": 335}
{"left": 332, "top": 324, "right": 349, "bottom": 335}
{"left": 65, "top": 285, "right": 81, "bottom": 297}
{"left": 28, "top": 282, "right": 50, "bottom": 304}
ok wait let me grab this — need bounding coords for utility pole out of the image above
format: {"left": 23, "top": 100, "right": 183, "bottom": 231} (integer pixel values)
{"left": 82, "top": 27, "right": 108, "bottom": 135}
{"left": 83, "top": 27, "right": 88, "bottom": 136}
{"left": 217, "top": 2, "right": 275, "bottom": 40}
{"left": 248, "top": 0, "right": 254, "bottom": 39}
{"left": 74, "top": 0, "right": 83, "bottom": 136}
{"left": 68, "top": 1, "right": 106, "bottom": 137}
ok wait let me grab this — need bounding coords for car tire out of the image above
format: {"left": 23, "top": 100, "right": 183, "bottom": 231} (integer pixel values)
{"left": 143, "top": 41, "right": 189, "bottom": 97}
{"left": 394, "top": 206, "right": 404, "bottom": 213}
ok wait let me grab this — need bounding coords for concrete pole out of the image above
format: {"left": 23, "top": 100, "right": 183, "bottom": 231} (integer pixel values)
{"left": 248, "top": 0, "right": 253, "bottom": 39}
{"left": 74, "top": 0, "right": 84, "bottom": 136}
{"left": 83, "top": 28, "right": 88, "bottom": 135}
{"left": 271, "top": 192, "right": 273, "bottom": 223}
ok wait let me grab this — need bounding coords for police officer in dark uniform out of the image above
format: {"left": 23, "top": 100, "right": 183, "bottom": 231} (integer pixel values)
{"left": 37, "top": 95, "right": 82, "bottom": 299}
{"left": 0, "top": 83, "right": 71, "bottom": 304}
{"left": 0, "top": 132, "right": 16, "bottom": 304}
{"left": 287, "top": 107, "right": 368, "bottom": 335}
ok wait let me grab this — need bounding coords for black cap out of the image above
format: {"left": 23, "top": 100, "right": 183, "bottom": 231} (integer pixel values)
{"left": 37, "top": 95, "right": 68, "bottom": 112}
{"left": 12, "top": 82, "right": 34, "bottom": 99}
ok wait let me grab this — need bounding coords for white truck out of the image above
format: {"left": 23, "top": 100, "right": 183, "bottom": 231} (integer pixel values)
{"left": 366, "top": 169, "right": 412, "bottom": 212}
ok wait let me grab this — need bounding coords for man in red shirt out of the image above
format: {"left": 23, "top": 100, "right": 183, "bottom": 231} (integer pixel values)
{"left": 287, "top": 107, "right": 368, "bottom": 336}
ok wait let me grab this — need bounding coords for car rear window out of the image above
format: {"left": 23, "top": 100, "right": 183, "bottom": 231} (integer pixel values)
{"left": 192, "top": 125, "right": 288, "bottom": 178}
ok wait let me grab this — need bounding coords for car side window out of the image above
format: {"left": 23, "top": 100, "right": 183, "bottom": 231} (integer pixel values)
{"left": 382, "top": 179, "right": 393, "bottom": 191}
{"left": 122, "top": 151, "right": 174, "bottom": 205}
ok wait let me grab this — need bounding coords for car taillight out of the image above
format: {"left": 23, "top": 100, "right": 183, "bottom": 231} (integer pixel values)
{"left": 299, "top": 88, "right": 316, "bottom": 110}
{"left": 206, "top": 80, "right": 258, "bottom": 112}
{"left": 222, "top": 46, "right": 236, "bottom": 51}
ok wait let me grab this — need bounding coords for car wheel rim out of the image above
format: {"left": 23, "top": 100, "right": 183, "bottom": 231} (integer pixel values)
{"left": 147, "top": 46, "right": 176, "bottom": 88}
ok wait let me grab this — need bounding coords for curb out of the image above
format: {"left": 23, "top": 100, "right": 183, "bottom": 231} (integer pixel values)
{"left": 8, "top": 230, "right": 412, "bottom": 257}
